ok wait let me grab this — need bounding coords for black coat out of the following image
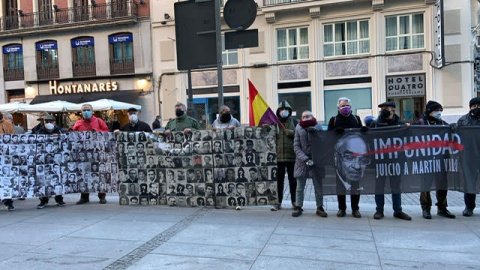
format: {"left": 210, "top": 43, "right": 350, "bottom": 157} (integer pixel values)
{"left": 412, "top": 114, "right": 448, "bottom": 126}
{"left": 328, "top": 113, "right": 362, "bottom": 130}
{"left": 120, "top": 121, "right": 153, "bottom": 132}
{"left": 370, "top": 114, "right": 404, "bottom": 128}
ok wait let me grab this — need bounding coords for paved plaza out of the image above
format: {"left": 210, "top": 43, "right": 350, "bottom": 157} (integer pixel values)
{"left": 0, "top": 182, "right": 479, "bottom": 269}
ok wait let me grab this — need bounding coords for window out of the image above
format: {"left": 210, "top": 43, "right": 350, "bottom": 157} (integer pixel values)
{"left": 324, "top": 20, "right": 370, "bottom": 57}
{"left": 36, "top": 40, "right": 59, "bottom": 79}
{"left": 109, "top": 33, "right": 134, "bottom": 74}
{"left": 221, "top": 35, "right": 238, "bottom": 66}
{"left": 324, "top": 88, "right": 372, "bottom": 122}
{"left": 72, "top": 37, "right": 96, "bottom": 77}
{"left": 277, "top": 27, "right": 309, "bottom": 61}
{"left": 3, "top": 44, "right": 24, "bottom": 81}
{"left": 278, "top": 92, "right": 311, "bottom": 117}
{"left": 386, "top": 13, "right": 424, "bottom": 51}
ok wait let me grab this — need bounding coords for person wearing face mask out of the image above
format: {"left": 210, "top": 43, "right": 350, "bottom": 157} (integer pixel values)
{"left": 269, "top": 101, "right": 298, "bottom": 211}
{"left": 0, "top": 111, "right": 15, "bottom": 211}
{"left": 457, "top": 97, "right": 480, "bottom": 217}
{"left": 370, "top": 101, "right": 411, "bottom": 221}
{"left": 72, "top": 104, "right": 109, "bottom": 205}
{"left": 328, "top": 97, "right": 364, "bottom": 218}
{"left": 115, "top": 107, "right": 152, "bottom": 133}
{"left": 412, "top": 101, "right": 455, "bottom": 219}
{"left": 165, "top": 102, "right": 200, "bottom": 136}
{"left": 34, "top": 115, "right": 66, "bottom": 209}
{"left": 212, "top": 105, "right": 241, "bottom": 130}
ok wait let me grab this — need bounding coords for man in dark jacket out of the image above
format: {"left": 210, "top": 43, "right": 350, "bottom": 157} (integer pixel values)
{"left": 116, "top": 108, "right": 152, "bottom": 132}
{"left": 458, "top": 97, "right": 480, "bottom": 217}
{"left": 152, "top": 115, "right": 161, "bottom": 130}
{"left": 328, "top": 97, "right": 363, "bottom": 218}
{"left": 34, "top": 115, "right": 66, "bottom": 209}
{"left": 271, "top": 101, "right": 297, "bottom": 211}
{"left": 413, "top": 101, "right": 455, "bottom": 219}
{"left": 370, "top": 101, "right": 411, "bottom": 220}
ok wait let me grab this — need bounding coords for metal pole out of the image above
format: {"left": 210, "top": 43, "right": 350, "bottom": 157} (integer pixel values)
{"left": 215, "top": 0, "right": 224, "bottom": 109}
{"left": 187, "top": 69, "right": 196, "bottom": 118}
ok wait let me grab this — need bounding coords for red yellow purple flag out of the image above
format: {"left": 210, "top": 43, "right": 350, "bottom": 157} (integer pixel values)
{"left": 248, "top": 79, "right": 280, "bottom": 126}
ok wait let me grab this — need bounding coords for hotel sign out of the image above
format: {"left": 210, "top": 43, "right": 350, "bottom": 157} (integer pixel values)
{"left": 50, "top": 80, "right": 119, "bottom": 95}
{"left": 386, "top": 74, "right": 425, "bottom": 98}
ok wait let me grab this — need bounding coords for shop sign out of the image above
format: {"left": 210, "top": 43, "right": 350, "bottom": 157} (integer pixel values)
{"left": 36, "top": 42, "right": 57, "bottom": 50}
{"left": 3, "top": 45, "right": 22, "bottom": 54}
{"left": 50, "top": 80, "right": 118, "bottom": 95}
{"left": 386, "top": 74, "right": 425, "bottom": 98}
{"left": 71, "top": 38, "right": 95, "bottom": 47}
{"left": 109, "top": 34, "right": 133, "bottom": 44}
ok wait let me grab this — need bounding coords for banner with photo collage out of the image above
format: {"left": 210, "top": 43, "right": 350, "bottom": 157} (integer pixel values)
{"left": 116, "top": 127, "right": 279, "bottom": 208}
{"left": 0, "top": 132, "right": 118, "bottom": 200}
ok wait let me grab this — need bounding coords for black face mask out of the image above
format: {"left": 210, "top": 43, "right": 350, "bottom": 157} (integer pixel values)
{"left": 220, "top": 113, "right": 231, "bottom": 123}
{"left": 380, "top": 109, "right": 391, "bottom": 119}
{"left": 470, "top": 107, "right": 480, "bottom": 118}
{"left": 175, "top": 109, "right": 184, "bottom": 117}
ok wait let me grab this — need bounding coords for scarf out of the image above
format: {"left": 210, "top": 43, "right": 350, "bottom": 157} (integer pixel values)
{"left": 299, "top": 117, "right": 317, "bottom": 128}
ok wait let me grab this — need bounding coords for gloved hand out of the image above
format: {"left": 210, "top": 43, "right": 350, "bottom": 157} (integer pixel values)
{"left": 335, "top": 127, "right": 345, "bottom": 134}
{"left": 306, "top": 127, "right": 316, "bottom": 133}
{"left": 360, "top": 126, "right": 369, "bottom": 132}
{"left": 306, "top": 159, "right": 314, "bottom": 167}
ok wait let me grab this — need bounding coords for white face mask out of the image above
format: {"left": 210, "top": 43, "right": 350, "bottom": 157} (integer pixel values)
{"left": 279, "top": 110, "right": 290, "bottom": 118}
{"left": 45, "top": 123, "right": 54, "bottom": 130}
{"left": 432, "top": 111, "right": 442, "bottom": 120}
{"left": 129, "top": 114, "right": 138, "bottom": 123}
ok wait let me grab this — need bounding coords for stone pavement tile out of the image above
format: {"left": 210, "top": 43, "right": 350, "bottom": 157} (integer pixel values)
{"left": 0, "top": 243, "right": 36, "bottom": 261}
{"left": 371, "top": 226, "right": 480, "bottom": 252}
{"left": 128, "top": 254, "right": 252, "bottom": 270}
{"left": 195, "top": 209, "right": 283, "bottom": 226}
{"left": 377, "top": 248, "right": 478, "bottom": 267}
{"left": 381, "top": 260, "right": 480, "bottom": 270}
{"left": 260, "top": 244, "right": 380, "bottom": 266}
{"left": 68, "top": 220, "right": 176, "bottom": 241}
{"left": 0, "top": 252, "right": 114, "bottom": 270}
{"left": 274, "top": 225, "right": 374, "bottom": 241}
{"left": 29, "top": 236, "right": 144, "bottom": 259}
{"left": 22, "top": 209, "right": 120, "bottom": 226}
{"left": 151, "top": 242, "right": 261, "bottom": 261}
{"left": 122, "top": 205, "right": 200, "bottom": 215}
{"left": 267, "top": 233, "right": 377, "bottom": 252}
{"left": 278, "top": 213, "right": 372, "bottom": 231}
{"left": 168, "top": 223, "right": 274, "bottom": 248}
{"left": 108, "top": 212, "right": 186, "bottom": 223}
{"left": 251, "top": 256, "right": 382, "bottom": 270}
{"left": 0, "top": 222, "right": 83, "bottom": 246}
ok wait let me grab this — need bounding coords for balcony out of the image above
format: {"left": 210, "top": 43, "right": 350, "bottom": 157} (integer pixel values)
{"left": 0, "top": 1, "right": 138, "bottom": 36}
{"left": 110, "top": 58, "right": 135, "bottom": 75}
{"left": 3, "top": 67, "right": 24, "bottom": 81}
{"left": 73, "top": 62, "right": 96, "bottom": 77}
{"left": 37, "top": 64, "right": 59, "bottom": 80}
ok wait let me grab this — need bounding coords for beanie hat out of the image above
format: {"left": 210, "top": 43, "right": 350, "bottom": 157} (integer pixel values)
{"left": 469, "top": 97, "right": 480, "bottom": 107}
{"left": 425, "top": 100, "right": 442, "bottom": 114}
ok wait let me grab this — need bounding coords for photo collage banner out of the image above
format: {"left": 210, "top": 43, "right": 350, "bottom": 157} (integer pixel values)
{"left": 0, "top": 132, "right": 118, "bottom": 200}
{"left": 117, "top": 127, "right": 279, "bottom": 208}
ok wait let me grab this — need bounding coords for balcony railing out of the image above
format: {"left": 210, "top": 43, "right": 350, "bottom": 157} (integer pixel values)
{"left": 3, "top": 67, "right": 24, "bottom": 81}
{"left": 263, "top": 0, "right": 307, "bottom": 6}
{"left": 0, "top": 1, "right": 138, "bottom": 32}
{"left": 110, "top": 58, "right": 135, "bottom": 75}
{"left": 73, "top": 62, "right": 96, "bottom": 77}
{"left": 37, "top": 64, "right": 59, "bottom": 80}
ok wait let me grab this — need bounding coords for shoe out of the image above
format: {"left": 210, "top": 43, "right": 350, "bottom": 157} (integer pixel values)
{"left": 270, "top": 204, "right": 280, "bottom": 211}
{"left": 235, "top": 206, "right": 242, "bottom": 210}
{"left": 437, "top": 209, "right": 455, "bottom": 219}
{"left": 336, "top": 209, "right": 346, "bottom": 217}
{"left": 462, "top": 208, "right": 473, "bottom": 217}
{"left": 17, "top": 198, "right": 25, "bottom": 201}
{"left": 422, "top": 210, "right": 432, "bottom": 219}
{"left": 316, "top": 206, "right": 328, "bottom": 217}
{"left": 56, "top": 201, "right": 66, "bottom": 207}
{"left": 292, "top": 206, "right": 303, "bottom": 217}
{"left": 373, "top": 211, "right": 384, "bottom": 220}
{"left": 37, "top": 201, "right": 47, "bottom": 209}
{"left": 98, "top": 193, "right": 107, "bottom": 204}
{"left": 352, "top": 210, "right": 361, "bottom": 218}
{"left": 393, "top": 211, "right": 412, "bottom": 221}
{"left": 76, "top": 193, "right": 90, "bottom": 205}
{"left": 6, "top": 204, "right": 15, "bottom": 211}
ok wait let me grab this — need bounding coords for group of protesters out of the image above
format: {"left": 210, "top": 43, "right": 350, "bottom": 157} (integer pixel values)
{"left": 0, "top": 96, "right": 479, "bottom": 220}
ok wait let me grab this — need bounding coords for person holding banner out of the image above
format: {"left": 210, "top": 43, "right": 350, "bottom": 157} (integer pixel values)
{"left": 328, "top": 97, "right": 364, "bottom": 218}
{"left": 292, "top": 111, "right": 327, "bottom": 217}
{"left": 370, "top": 101, "right": 412, "bottom": 220}
{"left": 165, "top": 102, "right": 200, "bottom": 136}
{"left": 457, "top": 97, "right": 480, "bottom": 217}
{"left": 413, "top": 101, "right": 455, "bottom": 219}
{"left": 72, "top": 104, "right": 109, "bottom": 205}
{"left": 34, "top": 115, "right": 66, "bottom": 209}
{"left": 0, "top": 111, "right": 15, "bottom": 211}
{"left": 212, "top": 105, "right": 241, "bottom": 130}
{"left": 115, "top": 107, "right": 152, "bottom": 133}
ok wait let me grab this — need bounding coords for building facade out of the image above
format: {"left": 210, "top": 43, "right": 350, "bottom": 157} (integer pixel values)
{"left": 0, "top": 0, "right": 153, "bottom": 129}
{"left": 152, "top": 0, "right": 479, "bottom": 127}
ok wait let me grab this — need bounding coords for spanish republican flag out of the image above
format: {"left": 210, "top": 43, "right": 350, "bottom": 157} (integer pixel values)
{"left": 248, "top": 79, "right": 280, "bottom": 126}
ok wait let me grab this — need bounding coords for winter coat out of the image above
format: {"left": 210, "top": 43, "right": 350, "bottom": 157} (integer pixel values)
{"left": 34, "top": 125, "right": 63, "bottom": 135}
{"left": 293, "top": 122, "right": 325, "bottom": 179}
{"left": 165, "top": 114, "right": 200, "bottom": 132}
{"left": 328, "top": 113, "right": 362, "bottom": 130}
{"left": 457, "top": 113, "right": 480, "bottom": 127}
{"left": 275, "top": 101, "right": 297, "bottom": 162}
{"left": 370, "top": 114, "right": 405, "bottom": 128}
{"left": 212, "top": 117, "right": 241, "bottom": 129}
{"left": 72, "top": 116, "right": 109, "bottom": 132}
{"left": 120, "top": 120, "right": 153, "bottom": 132}
{"left": 412, "top": 114, "right": 448, "bottom": 126}
{"left": 0, "top": 117, "right": 15, "bottom": 134}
